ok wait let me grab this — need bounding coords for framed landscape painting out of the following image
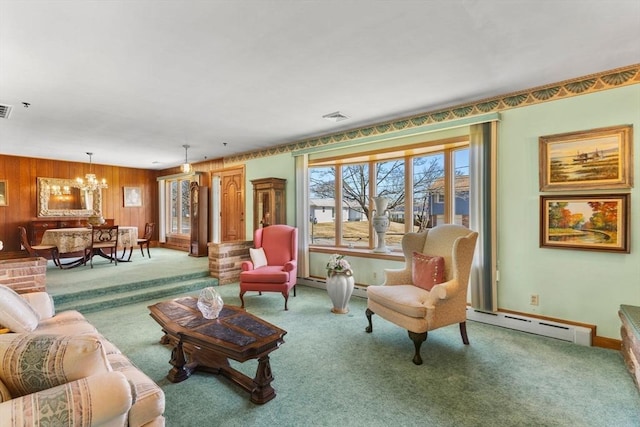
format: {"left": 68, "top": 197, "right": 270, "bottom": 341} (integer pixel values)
{"left": 539, "top": 125, "right": 633, "bottom": 191}
{"left": 540, "top": 194, "right": 630, "bottom": 253}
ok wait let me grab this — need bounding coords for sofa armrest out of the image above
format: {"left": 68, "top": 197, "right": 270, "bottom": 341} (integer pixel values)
{"left": 0, "top": 372, "right": 132, "bottom": 427}
{"left": 424, "top": 278, "right": 462, "bottom": 306}
{"left": 20, "top": 292, "right": 55, "bottom": 319}
{"left": 283, "top": 260, "right": 296, "bottom": 272}
{"left": 241, "top": 260, "right": 254, "bottom": 271}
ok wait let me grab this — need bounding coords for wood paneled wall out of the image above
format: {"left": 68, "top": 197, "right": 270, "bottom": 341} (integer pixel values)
{"left": 0, "top": 154, "right": 159, "bottom": 253}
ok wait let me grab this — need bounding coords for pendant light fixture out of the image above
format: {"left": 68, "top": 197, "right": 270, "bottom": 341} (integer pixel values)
{"left": 76, "top": 152, "right": 108, "bottom": 192}
{"left": 181, "top": 144, "right": 192, "bottom": 173}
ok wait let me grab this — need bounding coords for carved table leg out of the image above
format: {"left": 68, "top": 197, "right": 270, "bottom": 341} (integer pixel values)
{"left": 167, "top": 336, "right": 195, "bottom": 383}
{"left": 250, "top": 355, "right": 276, "bottom": 404}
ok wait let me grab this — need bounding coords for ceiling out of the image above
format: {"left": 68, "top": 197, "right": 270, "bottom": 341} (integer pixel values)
{"left": 1, "top": 1, "right": 639, "bottom": 170}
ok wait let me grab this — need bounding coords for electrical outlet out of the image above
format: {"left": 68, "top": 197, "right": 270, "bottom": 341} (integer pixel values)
{"left": 373, "top": 272, "right": 377, "bottom": 279}
{"left": 530, "top": 294, "right": 539, "bottom": 306}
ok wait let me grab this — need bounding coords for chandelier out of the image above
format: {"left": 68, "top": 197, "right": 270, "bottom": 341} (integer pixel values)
{"left": 76, "top": 152, "right": 108, "bottom": 192}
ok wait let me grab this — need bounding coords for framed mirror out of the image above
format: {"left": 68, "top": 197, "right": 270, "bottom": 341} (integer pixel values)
{"left": 37, "top": 177, "right": 103, "bottom": 217}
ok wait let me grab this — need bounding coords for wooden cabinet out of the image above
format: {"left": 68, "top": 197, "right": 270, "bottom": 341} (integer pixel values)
{"left": 189, "top": 183, "right": 209, "bottom": 257}
{"left": 251, "top": 178, "right": 286, "bottom": 230}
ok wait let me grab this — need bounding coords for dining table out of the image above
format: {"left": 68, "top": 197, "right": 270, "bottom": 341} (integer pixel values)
{"left": 41, "top": 226, "right": 138, "bottom": 269}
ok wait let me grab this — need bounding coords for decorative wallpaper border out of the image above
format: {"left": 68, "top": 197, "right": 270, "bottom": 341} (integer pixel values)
{"left": 225, "top": 64, "right": 640, "bottom": 164}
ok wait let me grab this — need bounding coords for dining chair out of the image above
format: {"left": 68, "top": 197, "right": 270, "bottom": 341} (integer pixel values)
{"left": 137, "top": 222, "right": 155, "bottom": 258}
{"left": 18, "top": 226, "right": 60, "bottom": 267}
{"left": 85, "top": 225, "right": 119, "bottom": 268}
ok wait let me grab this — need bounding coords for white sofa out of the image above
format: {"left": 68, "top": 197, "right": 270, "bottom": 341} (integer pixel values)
{"left": 0, "top": 285, "right": 165, "bottom": 426}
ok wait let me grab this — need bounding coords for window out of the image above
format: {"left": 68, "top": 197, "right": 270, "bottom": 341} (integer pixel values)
{"left": 376, "top": 159, "right": 405, "bottom": 250}
{"left": 453, "top": 148, "right": 470, "bottom": 227}
{"left": 414, "top": 152, "right": 445, "bottom": 230}
{"left": 309, "top": 140, "right": 470, "bottom": 251}
{"left": 309, "top": 166, "right": 336, "bottom": 246}
{"left": 167, "top": 178, "right": 191, "bottom": 235}
{"left": 342, "top": 163, "right": 369, "bottom": 248}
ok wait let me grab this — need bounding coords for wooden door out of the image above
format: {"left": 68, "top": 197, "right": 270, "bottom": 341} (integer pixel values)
{"left": 220, "top": 168, "right": 245, "bottom": 241}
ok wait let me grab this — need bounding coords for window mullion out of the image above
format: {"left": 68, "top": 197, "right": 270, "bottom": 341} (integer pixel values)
{"left": 334, "top": 166, "right": 343, "bottom": 246}
{"left": 404, "top": 156, "right": 412, "bottom": 234}
{"left": 369, "top": 161, "right": 376, "bottom": 249}
{"left": 444, "top": 150, "right": 453, "bottom": 223}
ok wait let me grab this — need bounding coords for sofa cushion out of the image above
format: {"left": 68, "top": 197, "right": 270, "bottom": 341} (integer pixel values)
{"left": 0, "top": 371, "right": 132, "bottom": 427}
{"left": 249, "top": 247, "right": 268, "bottom": 268}
{"left": 412, "top": 252, "right": 445, "bottom": 291}
{"left": 0, "top": 334, "right": 111, "bottom": 398}
{"left": 0, "top": 378, "right": 10, "bottom": 403}
{"left": 0, "top": 285, "right": 40, "bottom": 333}
{"left": 20, "top": 291, "right": 56, "bottom": 320}
{"left": 240, "top": 266, "right": 288, "bottom": 283}
{"left": 108, "top": 353, "right": 166, "bottom": 427}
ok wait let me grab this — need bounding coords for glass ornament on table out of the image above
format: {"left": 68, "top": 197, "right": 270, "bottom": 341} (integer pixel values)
{"left": 197, "top": 287, "right": 224, "bottom": 319}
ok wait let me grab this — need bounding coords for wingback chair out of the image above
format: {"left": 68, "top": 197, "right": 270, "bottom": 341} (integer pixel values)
{"left": 239, "top": 225, "right": 298, "bottom": 310}
{"left": 366, "top": 224, "right": 478, "bottom": 365}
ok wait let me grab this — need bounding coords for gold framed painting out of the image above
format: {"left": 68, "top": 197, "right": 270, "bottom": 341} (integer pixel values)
{"left": 540, "top": 194, "right": 630, "bottom": 253}
{"left": 539, "top": 125, "right": 633, "bottom": 191}
{"left": 0, "top": 180, "right": 7, "bottom": 206}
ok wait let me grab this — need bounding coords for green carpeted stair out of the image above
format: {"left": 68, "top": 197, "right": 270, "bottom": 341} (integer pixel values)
{"left": 53, "top": 270, "right": 218, "bottom": 313}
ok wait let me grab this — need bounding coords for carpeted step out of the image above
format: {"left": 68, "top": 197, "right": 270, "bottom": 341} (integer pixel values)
{"left": 54, "top": 277, "right": 218, "bottom": 314}
{"left": 52, "top": 271, "right": 211, "bottom": 308}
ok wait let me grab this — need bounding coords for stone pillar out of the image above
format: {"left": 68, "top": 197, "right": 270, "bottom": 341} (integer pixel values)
{"left": 208, "top": 241, "right": 253, "bottom": 285}
{"left": 0, "top": 257, "right": 48, "bottom": 293}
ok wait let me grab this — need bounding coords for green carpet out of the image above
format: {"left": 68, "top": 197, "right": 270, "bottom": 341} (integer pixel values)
{"left": 83, "top": 283, "right": 640, "bottom": 427}
{"left": 45, "top": 247, "right": 210, "bottom": 297}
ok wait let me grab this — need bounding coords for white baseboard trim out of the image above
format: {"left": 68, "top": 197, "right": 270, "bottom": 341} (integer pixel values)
{"left": 466, "top": 308, "right": 592, "bottom": 346}
{"left": 297, "top": 279, "right": 591, "bottom": 346}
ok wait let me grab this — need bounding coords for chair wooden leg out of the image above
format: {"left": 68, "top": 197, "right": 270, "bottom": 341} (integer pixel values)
{"left": 365, "top": 308, "right": 374, "bottom": 333}
{"left": 140, "top": 245, "right": 145, "bottom": 257}
{"left": 146, "top": 244, "right": 151, "bottom": 258}
{"left": 51, "top": 248, "right": 62, "bottom": 268}
{"left": 408, "top": 331, "right": 427, "bottom": 365}
{"left": 459, "top": 321, "right": 470, "bottom": 345}
{"left": 282, "top": 292, "right": 289, "bottom": 311}
{"left": 239, "top": 291, "right": 246, "bottom": 308}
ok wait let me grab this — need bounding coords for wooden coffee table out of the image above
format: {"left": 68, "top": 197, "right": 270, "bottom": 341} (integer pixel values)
{"left": 148, "top": 296, "right": 287, "bottom": 404}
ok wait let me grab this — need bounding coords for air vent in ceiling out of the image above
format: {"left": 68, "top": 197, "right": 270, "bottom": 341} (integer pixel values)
{"left": 0, "top": 104, "right": 13, "bottom": 119}
{"left": 322, "top": 111, "right": 349, "bottom": 122}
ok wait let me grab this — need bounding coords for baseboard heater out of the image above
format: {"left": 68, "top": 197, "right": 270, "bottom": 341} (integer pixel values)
{"left": 466, "top": 308, "right": 592, "bottom": 346}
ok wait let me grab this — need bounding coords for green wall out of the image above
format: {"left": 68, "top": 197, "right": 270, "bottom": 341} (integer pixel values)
{"left": 497, "top": 85, "right": 640, "bottom": 339}
{"left": 244, "top": 84, "right": 640, "bottom": 340}
{"left": 244, "top": 152, "right": 297, "bottom": 237}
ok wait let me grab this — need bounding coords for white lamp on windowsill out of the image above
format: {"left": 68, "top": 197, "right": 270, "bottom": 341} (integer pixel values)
{"left": 181, "top": 144, "right": 192, "bottom": 174}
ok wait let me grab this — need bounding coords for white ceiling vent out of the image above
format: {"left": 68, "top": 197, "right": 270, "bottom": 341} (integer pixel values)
{"left": 322, "top": 111, "right": 349, "bottom": 122}
{"left": 0, "top": 104, "right": 13, "bottom": 119}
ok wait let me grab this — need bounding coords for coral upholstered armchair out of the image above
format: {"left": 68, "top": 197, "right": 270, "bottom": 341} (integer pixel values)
{"left": 240, "top": 225, "right": 298, "bottom": 310}
{"left": 365, "top": 224, "right": 478, "bottom": 365}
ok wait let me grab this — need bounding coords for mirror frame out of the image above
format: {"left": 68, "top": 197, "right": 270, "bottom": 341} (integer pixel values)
{"left": 37, "top": 177, "right": 103, "bottom": 217}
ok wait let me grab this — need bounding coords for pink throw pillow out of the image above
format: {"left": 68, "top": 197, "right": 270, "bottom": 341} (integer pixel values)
{"left": 412, "top": 252, "right": 445, "bottom": 291}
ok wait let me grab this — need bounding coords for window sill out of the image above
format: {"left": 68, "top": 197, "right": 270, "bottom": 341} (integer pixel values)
{"left": 309, "top": 245, "right": 404, "bottom": 261}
